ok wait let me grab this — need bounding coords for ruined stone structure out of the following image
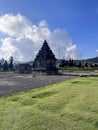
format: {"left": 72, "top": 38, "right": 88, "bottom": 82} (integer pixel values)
{"left": 33, "top": 40, "right": 58, "bottom": 75}
{"left": 15, "top": 63, "right": 32, "bottom": 74}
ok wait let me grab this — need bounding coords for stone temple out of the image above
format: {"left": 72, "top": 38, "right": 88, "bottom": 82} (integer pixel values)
{"left": 33, "top": 40, "right": 58, "bottom": 75}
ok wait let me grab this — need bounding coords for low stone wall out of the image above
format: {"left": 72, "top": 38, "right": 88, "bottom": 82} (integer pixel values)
{"left": 32, "top": 69, "right": 58, "bottom": 76}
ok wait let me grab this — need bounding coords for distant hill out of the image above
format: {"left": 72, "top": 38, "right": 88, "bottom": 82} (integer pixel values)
{"left": 14, "top": 57, "right": 98, "bottom": 66}
{"left": 14, "top": 61, "right": 33, "bottom": 65}
{"left": 73, "top": 57, "right": 98, "bottom": 64}
{"left": 83, "top": 57, "right": 98, "bottom": 63}
{"left": 57, "top": 57, "right": 98, "bottom": 65}
{"left": 26, "top": 61, "right": 33, "bottom": 65}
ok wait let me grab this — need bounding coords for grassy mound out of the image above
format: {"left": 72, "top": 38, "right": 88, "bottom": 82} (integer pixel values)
{"left": 0, "top": 76, "right": 98, "bottom": 130}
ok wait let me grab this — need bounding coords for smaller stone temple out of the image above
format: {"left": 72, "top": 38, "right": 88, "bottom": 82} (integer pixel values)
{"left": 15, "top": 63, "right": 32, "bottom": 74}
{"left": 33, "top": 40, "right": 58, "bottom": 75}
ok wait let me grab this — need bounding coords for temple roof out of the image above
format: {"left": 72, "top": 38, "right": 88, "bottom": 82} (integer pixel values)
{"left": 34, "top": 40, "right": 56, "bottom": 60}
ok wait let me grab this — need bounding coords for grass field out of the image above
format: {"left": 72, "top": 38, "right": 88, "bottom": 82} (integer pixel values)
{"left": 0, "top": 75, "right": 98, "bottom": 130}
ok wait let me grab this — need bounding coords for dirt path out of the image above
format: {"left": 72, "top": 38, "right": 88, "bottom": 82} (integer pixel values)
{"left": 0, "top": 72, "right": 78, "bottom": 97}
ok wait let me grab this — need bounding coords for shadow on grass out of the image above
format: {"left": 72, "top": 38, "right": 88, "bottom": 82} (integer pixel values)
{"left": 32, "top": 91, "right": 57, "bottom": 98}
{"left": 71, "top": 81, "right": 90, "bottom": 84}
{"left": 95, "top": 121, "right": 98, "bottom": 128}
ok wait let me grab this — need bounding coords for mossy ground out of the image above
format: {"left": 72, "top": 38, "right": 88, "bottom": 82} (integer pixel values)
{"left": 0, "top": 76, "right": 98, "bottom": 130}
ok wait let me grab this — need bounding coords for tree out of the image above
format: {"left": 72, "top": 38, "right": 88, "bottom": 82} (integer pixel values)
{"left": 68, "top": 58, "right": 74, "bottom": 67}
{"left": 1, "top": 58, "right": 5, "bottom": 65}
{"left": 84, "top": 61, "right": 88, "bottom": 68}
{"left": 89, "top": 63, "right": 93, "bottom": 68}
{"left": 65, "top": 60, "right": 69, "bottom": 67}
{"left": 93, "top": 63, "right": 98, "bottom": 68}
{"left": 0, "top": 62, "right": 2, "bottom": 70}
{"left": 3, "top": 60, "right": 8, "bottom": 71}
{"left": 77, "top": 61, "right": 82, "bottom": 68}
{"left": 59, "top": 59, "right": 66, "bottom": 67}
{"left": 9, "top": 56, "right": 14, "bottom": 70}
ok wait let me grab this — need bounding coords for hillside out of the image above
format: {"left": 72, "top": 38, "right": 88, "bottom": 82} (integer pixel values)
{"left": 85, "top": 57, "right": 98, "bottom": 63}
{"left": 0, "top": 75, "right": 98, "bottom": 130}
{"left": 73, "top": 57, "right": 98, "bottom": 64}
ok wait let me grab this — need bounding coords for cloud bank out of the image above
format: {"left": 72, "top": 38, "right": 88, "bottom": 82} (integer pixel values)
{"left": 0, "top": 13, "right": 82, "bottom": 61}
{"left": 96, "top": 50, "right": 98, "bottom": 56}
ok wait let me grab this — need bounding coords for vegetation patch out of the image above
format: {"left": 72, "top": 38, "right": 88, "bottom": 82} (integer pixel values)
{"left": 0, "top": 75, "right": 98, "bottom": 130}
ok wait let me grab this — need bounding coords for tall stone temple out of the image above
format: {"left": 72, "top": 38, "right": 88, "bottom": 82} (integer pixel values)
{"left": 33, "top": 40, "right": 58, "bottom": 75}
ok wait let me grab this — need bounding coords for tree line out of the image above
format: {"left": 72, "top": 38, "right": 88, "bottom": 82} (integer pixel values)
{"left": 59, "top": 58, "right": 98, "bottom": 68}
{"left": 0, "top": 56, "right": 14, "bottom": 71}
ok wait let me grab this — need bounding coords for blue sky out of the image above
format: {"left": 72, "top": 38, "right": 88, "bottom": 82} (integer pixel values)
{"left": 0, "top": 0, "right": 98, "bottom": 61}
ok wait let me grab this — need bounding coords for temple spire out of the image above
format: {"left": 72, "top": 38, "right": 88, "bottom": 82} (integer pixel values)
{"left": 33, "top": 40, "right": 58, "bottom": 75}
{"left": 35, "top": 40, "right": 56, "bottom": 60}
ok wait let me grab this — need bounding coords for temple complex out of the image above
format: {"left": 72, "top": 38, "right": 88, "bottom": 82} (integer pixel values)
{"left": 33, "top": 40, "right": 58, "bottom": 75}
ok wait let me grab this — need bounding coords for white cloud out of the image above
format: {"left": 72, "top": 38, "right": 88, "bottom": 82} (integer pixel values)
{"left": 0, "top": 13, "right": 82, "bottom": 61}
{"left": 0, "top": 37, "right": 35, "bottom": 61}
{"left": 65, "top": 45, "right": 82, "bottom": 59}
{"left": 96, "top": 50, "right": 98, "bottom": 57}
{"left": 0, "top": 13, "right": 32, "bottom": 37}
{"left": 96, "top": 50, "right": 98, "bottom": 53}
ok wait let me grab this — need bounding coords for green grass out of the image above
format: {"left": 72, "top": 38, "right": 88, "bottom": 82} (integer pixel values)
{"left": 0, "top": 76, "right": 98, "bottom": 130}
